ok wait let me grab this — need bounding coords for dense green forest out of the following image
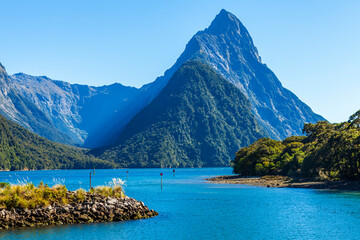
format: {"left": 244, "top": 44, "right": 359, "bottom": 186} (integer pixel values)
{"left": 0, "top": 114, "right": 114, "bottom": 170}
{"left": 232, "top": 111, "right": 360, "bottom": 180}
{"left": 94, "top": 61, "right": 266, "bottom": 167}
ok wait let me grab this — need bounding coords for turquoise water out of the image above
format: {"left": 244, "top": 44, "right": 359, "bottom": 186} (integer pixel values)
{"left": 0, "top": 168, "right": 359, "bottom": 240}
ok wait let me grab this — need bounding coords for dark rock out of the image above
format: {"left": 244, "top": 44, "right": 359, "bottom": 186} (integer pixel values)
{"left": 78, "top": 214, "right": 89, "bottom": 221}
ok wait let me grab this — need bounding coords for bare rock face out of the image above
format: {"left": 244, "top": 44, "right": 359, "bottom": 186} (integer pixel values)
{"left": 0, "top": 66, "right": 72, "bottom": 144}
{"left": 10, "top": 73, "right": 140, "bottom": 146}
{"left": 0, "top": 192, "right": 158, "bottom": 229}
{"left": 10, "top": 74, "right": 89, "bottom": 144}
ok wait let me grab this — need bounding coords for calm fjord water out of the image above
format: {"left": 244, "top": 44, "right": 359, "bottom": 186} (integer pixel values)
{"left": 0, "top": 168, "right": 359, "bottom": 240}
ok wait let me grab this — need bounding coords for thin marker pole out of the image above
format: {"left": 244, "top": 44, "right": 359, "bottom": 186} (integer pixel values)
{"left": 89, "top": 167, "right": 95, "bottom": 190}
{"left": 127, "top": 171, "right": 129, "bottom": 181}
{"left": 160, "top": 173, "right": 163, "bottom": 189}
{"left": 173, "top": 169, "right": 175, "bottom": 177}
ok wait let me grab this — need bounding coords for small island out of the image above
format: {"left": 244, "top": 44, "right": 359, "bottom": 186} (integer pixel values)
{"left": 208, "top": 111, "right": 360, "bottom": 190}
{"left": 0, "top": 181, "right": 158, "bottom": 229}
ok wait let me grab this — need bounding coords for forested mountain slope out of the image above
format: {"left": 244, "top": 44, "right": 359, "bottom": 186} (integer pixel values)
{"left": 93, "top": 61, "right": 267, "bottom": 167}
{"left": 0, "top": 112, "right": 113, "bottom": 170}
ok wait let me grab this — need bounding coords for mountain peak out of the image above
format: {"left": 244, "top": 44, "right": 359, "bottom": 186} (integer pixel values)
{"left": 164, "top": 9, "right": 325, "bottom": 141}
{"left": 218, "top": 9, "right": 235, "bottom": 20}
{"left": 205, "top": 9, "right": 244, "bottom": 35}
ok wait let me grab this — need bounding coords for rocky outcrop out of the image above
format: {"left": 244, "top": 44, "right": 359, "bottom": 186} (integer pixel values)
{"left": 0, "top": 192, "right": 157, "bottom": 229}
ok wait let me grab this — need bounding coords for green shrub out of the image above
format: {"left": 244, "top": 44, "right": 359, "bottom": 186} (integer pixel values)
{"left": 0, "top": 182, "right": 69, "bottom": 209}
{"left": 75, "top": 189, "right": 86, "bottom": 201}
{"left": 0, "top": 182, "right": 10, "bottom": 188}
{"left": 91, "top": 186, "right": 125, "bottom": 198}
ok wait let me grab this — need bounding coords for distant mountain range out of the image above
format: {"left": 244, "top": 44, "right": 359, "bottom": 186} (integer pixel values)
{"left": 0, "top": 9, "right": 325, "bottom": 168}
{"left": 0, "top": 63, "right": 74, "bottom": 145}
{"left": 10, "top": 72, "right": 139, "bottom": 147}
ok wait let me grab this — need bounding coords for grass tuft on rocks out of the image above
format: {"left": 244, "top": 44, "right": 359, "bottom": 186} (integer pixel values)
{"left": 89, "top": 185, "right": 124, "bottom": 198}
{"left": 0, "top": 182, "right": 67, "bottom": 209}
{"left": 0, "top": 181, "right": 125, "bottom": 210}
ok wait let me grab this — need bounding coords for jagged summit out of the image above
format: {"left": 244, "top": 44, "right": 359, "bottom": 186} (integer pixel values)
{"left": 206, "top": 9, "right": 244, "bottom": 35}
{"left": 200, "top": 9, "right": 261, "bottom": 64}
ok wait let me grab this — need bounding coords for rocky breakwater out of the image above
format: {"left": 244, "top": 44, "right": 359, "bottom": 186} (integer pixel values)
{"left": 0, "top": 191, "right": 158, "bottom": 229}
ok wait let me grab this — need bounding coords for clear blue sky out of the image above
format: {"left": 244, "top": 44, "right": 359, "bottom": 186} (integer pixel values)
{"left": 1, "top": 0, "right": 359, "bottom": 123}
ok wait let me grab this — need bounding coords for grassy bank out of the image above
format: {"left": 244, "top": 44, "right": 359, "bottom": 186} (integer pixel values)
{"left": 0, "top": 182, "right": 125, "bottom": 210}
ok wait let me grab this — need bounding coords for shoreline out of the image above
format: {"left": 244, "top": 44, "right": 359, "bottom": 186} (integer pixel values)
{"left": 206, "top": 175, "right": 360, "bottom": 191}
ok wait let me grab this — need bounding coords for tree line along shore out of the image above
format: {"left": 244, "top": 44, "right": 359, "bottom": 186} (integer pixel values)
{"left": 209, "top": 111, "right": 360, "bottom": 190}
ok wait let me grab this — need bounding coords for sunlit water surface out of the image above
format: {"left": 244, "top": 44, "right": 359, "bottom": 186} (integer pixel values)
{"left": 0, "top": 168, "right": 359, "bottom": 240}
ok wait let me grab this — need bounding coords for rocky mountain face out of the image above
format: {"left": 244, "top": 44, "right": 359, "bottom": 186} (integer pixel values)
{"left": 0, "top": 65, "right": 73, "bottom": 144}
{"left": 152, "top": 9, "right": 325, "bottom": 140}
{"left": 3, "top": 67, "right": 168, "bottom": 147}
{"left": 10, "top": 73, "right": 140, "bottom": 147}
{"left": 93, "top": 61, "right": 267, "bottom": 167}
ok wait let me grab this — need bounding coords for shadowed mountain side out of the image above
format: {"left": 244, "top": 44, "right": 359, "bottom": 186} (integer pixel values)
{"left": 92, "top": 61, "right": 267, "bottom": 168}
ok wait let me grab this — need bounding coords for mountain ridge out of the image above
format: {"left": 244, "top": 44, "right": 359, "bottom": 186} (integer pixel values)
{"left": 10, "top": 72, "right": 140, "bottom": 146}
{"left": 0, "top": 9, "right": 325, "bottom": 150}
{"left": 154, "top": 9, "right": 325, "bottom": 139}
{"left": 0, "top": 67, "right": 75, "bottom": 144}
